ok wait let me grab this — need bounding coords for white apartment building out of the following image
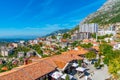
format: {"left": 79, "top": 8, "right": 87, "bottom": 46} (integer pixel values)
{"left": 0, "top": 48, "right": 13, "bottom": 56}
{"left": 98, "top": 25, "right": 116, "bottom": 36}
{"left": 113, "top": 43, "right": 120, "bottom": 50}
{"left": 79, "top": 23, "right": 98, "bottom": 33}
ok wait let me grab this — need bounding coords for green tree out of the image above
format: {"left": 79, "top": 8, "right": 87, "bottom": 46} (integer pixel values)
{"left": 71, "top": 41, "right": 80, "bottom": 47}
{"left": 78, "top": 60, "right": 82, "bottom": 67}
{"left": 51, "top": 35, "right": 56, "bottom": 39}
{"left": 85, "top": 51, "right": 96, "bottom": 60}
{"left": 63, "top": 33, "right": 71, "bottom": 39}
{"left": 65, "top": 74, "right": 70, "bottom": 80}
{"left": 31, "top": 44, "right": 43, "bottom": 55}
{"left": 80, "top": 43, "right": 93, "bottom": 48}
{"left": 108, "top": 58, "right": 120, "bottom": 79}
{"left": 99, "top": 43, "right": 113, "bottom": 55}
{"left": 94, "top": 62, "right": 99, "bottom": 68}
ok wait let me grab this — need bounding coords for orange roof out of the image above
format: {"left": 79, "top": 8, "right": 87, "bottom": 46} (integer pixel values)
{"left": 29, "top": 56, "right": 41, "bottom": 62}
{"left": 0, "top": 68, "right": 32, "bottom": 80}
{"left": 49, "top": 54, "right": 82, "bottom": 69}
{"left": 92, "top": 42, "right": 99, "bottom": 44}
{"left": 61, "top": 39, "right": 67, "bottom": 42}
{"left": 0, "top": 49, "right": 83, "bottom": 79}
{"left": 54, "top": 60, "right": 66, "bottom": 69}
{"left": 62, "top": 47, "right": 88, "bottom": 55}
{"left": 92, "top": 46, "right": 99, "bottom": 51}
{"left": 1, "top": 67, "right": 8, "bottom": 71}
{"left": 83, "top": 39, "right": 90, "bottom": 43}
{"left": 0, "top": 60, "right": 56, "bottom": 80}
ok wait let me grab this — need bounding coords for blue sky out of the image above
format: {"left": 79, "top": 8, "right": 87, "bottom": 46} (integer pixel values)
{"left": 0, "top": 0, "right": 106, "bottom": 38}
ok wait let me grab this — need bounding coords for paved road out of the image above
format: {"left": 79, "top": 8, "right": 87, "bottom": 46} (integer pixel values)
{"left": 92, "top": 65, "right": 110, "bottom": 80}
{"left": 75, "top": 65, "right": 111, "bottom": 80}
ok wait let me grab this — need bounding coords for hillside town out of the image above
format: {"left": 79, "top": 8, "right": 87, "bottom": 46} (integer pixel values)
{"left": 0, "top": 22, "right": 120, "bottom": 80}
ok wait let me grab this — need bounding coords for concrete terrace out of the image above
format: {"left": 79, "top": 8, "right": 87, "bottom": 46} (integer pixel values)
{"left": 75, "top": 64, "right": 111, "bottom": 80}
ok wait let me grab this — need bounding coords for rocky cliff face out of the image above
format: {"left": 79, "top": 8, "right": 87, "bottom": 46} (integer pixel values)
{"left": 82, "top": 0, "right": 120, "bottom": 26}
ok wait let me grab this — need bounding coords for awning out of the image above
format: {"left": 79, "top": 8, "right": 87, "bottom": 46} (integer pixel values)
{"left": 72, "top": 63, "right": 79, "bottom": 67}
{"left": 61, "top": 74, "right": 73, "bottom": 79}
{"left": 50, "top": 71, "right": 63, "bottom": 79}
{"left": 76, "top": 67, "right": 86, "bottom": 72}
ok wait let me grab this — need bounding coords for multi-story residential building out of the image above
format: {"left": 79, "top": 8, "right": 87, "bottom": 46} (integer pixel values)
{"left": 79, "top": 23, "right": 98, "bottom": 33}
{"left": 8, "top": 43, "right": 18, "bottom": 48}
{"left": 19, "top": 40, "right": 25, "bottom": 44}
{"left": 98, "top": 25, "right": 116, "bottom": 36}
{"left": 113, "top": 43, "right": 120, "bottom": 50}
{"left": 0, "top": 47, "right": 13, "bottom": 56}
{"left": 18, "top": 52, "right": 24, "bottom": 58}
{"left": 56, "top": 33, "right": 62, "bottom": 42}
{"left": 29, "top": 40, "right": 38, "bottom": 45}
{"left": 72, "top": 23, "right": 99, "bottom": 41}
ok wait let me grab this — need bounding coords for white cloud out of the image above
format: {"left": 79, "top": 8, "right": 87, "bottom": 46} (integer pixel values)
{"left": 24, "top": 24, "right": 67, "bottom": 36}
{"left": 25, "top": 24, "right": 66, "bottom": 30}
{"left": 24, "top": 27, "right": 41, "bottom": 30}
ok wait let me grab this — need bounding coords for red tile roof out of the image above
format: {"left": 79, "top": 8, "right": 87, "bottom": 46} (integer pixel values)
{"left": 54, "top": 60, "right": 66, "bottom": 69}
{"left": 92, "top": 46, "right": 99, "bottom": 51}
{"left": 61, "top": 39, "right": 67, "bottom": 42}
{"left": 0, "top": 48, "right": 85, "bottom": 80}
{"left": 62, "top": 47, "right": 88, "bottom": 55}
{"left": 0, "top": 60, "right": 56, "bottom": 80}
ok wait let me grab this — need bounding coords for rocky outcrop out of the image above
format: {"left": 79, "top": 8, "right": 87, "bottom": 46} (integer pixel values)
{"left": 82, "top": 0, "right": 120, "bottom": 27}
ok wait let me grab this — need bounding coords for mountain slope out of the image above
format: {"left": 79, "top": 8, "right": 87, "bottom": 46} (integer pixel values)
{"left": 82, "top": 0, "right": 120, "bottom": 26}
{"left": 44, "top": 29, "right": 70, "bottom": 37}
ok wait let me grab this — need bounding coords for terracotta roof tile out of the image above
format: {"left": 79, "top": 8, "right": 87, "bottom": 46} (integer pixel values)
{"left": 0, "top": 60, "right": 56, "bottom": 80}
{"left": 0, "top": 49, "right": 84, "bottom": 80}
{"left": 62, "top": 47, "right": 88, "bottom": 55}
{"left": 0, "top": 69, "right": 32, "bottom": 80}
{"left": 92, "top": 46, "right": 99, "bottom": 51}
{"left": 54, "top": 61, "right": 66, "bottom": 69}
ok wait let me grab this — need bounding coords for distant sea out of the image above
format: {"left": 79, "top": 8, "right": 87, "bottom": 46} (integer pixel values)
{"left": 0, "top": 38, "right": 34, "bottom": 43}
{"left": 0, "top": 35, "right": 40, "bottom": 43}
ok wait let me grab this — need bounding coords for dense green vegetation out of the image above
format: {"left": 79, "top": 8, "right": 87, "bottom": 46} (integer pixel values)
{"left": 55, "top": 46, "right": 69, "bottom": 55}
{"left": 78, "top": 60, "right": 82, "bottom": 67}
{"left": 0, "top": 42, "right": 9, "bottom": 46}
{"left": 108, "top": 57, "right": 120, "bottom": 79}
{"left": 80, "top": 43, "right": 93, "bottom": 48}
{"left": 109, "top": 14, "right": 120, "bottom": 23}
{"left": 0, "top": 61, "right": 18, "bottom": 73}
{"left": 51, "top": 35, "right": 56, "bottom": 39}
{"left": 99, "top": 43, "right": 113, "bottom": 56}
{"left": 30, "top": 44, "right": 43, "bottom": 55}
{"left": 99, "top": 43, "right": 120, "bottom": 78}
{"left": 9, "top": 46, "right": 30, "bottom": 58}
{"left": 71, "top": 41, "right": 93, "bottom": 48}
{"left": 91, "top": 33, "right": 113, "bottom": 39}
{"left": 94, "top": 58, "right": 101, "bottom": 69}
{"left": 85, "top": 51, "right": 96, "bottom": 60}
{"left": 71, "top": 41, "right": 80, "bottom": 47}
{"left": 65, "top": 74, "right": 70, "bottom": 80}
{"left": 63, "top": 33, "right": 71, "bottom": 39}
{"left": 69, "top": 25, "right": 79, "bottom": 34}
{"left": 89, "top": 10, "right": 120, "bottom": 25}
{"left": 84, "top": 1, "right": 120, "bottom": 26}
